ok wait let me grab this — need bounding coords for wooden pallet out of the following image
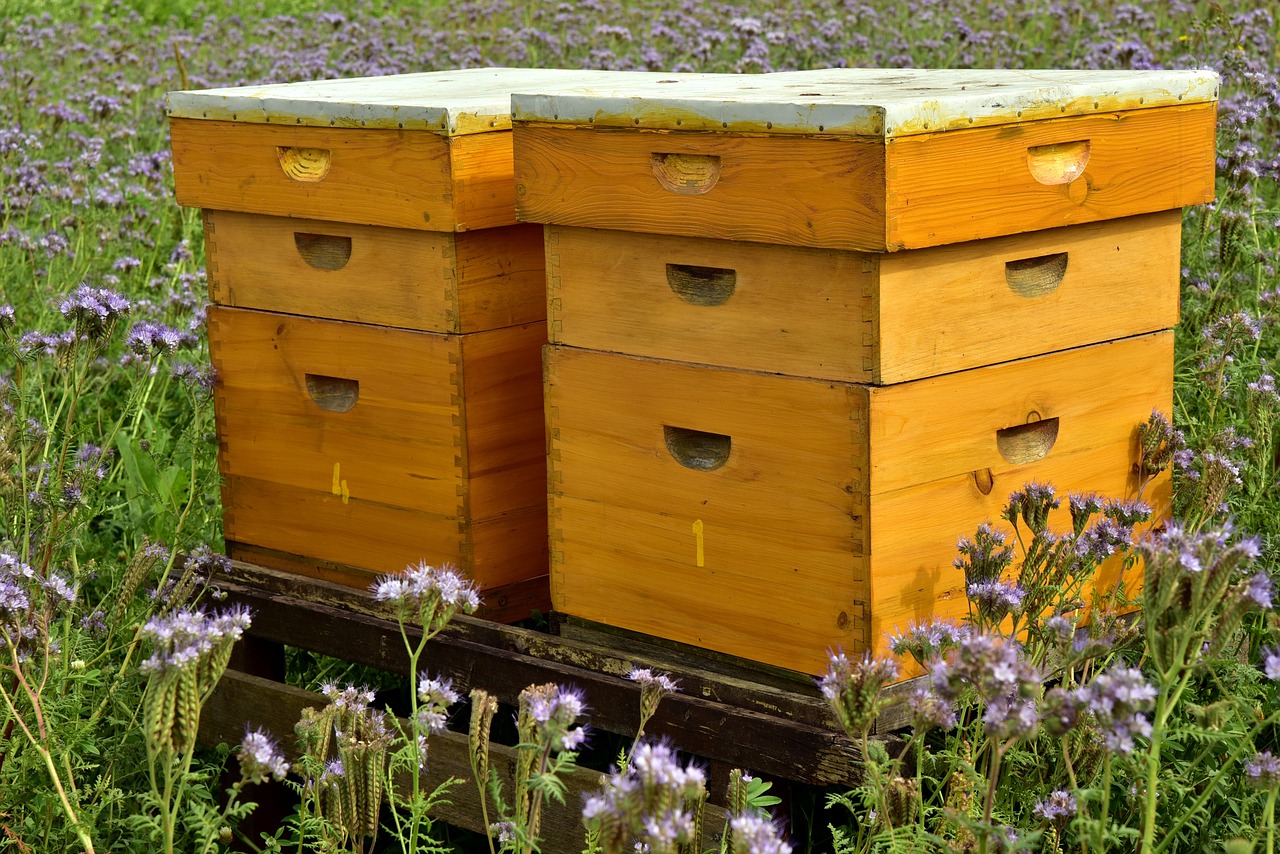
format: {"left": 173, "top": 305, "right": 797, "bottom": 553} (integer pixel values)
{"left": 201, "top": 561, "right": 904, "bottom": 846}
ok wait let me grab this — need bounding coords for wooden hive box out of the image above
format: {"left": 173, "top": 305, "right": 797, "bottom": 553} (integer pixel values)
{"left": 513, "top": 68, "right": 1219, "bottom": 252}
{"left": 521, "top": 69, "right": 1213, "bottom": 666}
{"left": 546, "top": 332, "right": 1174, "bottom": 674}
{"left": 545, "top": 210, "right": 1182, "bottom": 384}
{"left": 168, "top": 69, "right": 677, "bottom": 618}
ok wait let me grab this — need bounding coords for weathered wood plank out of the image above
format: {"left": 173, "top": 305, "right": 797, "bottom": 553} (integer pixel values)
{"left": 215, "top": 563, "right": 875, "bottom": 786}
{"left": 223, "top": 582, "right": 866, "bottom": 787}
{"left": 201, "top": 670, "right": 730, "bottom": 850}
{"left": 226, "top": 560, "right": 834, "bottom": 724}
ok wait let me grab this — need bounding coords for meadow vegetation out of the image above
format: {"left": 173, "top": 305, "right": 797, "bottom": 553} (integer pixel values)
{"left": 0, "top": 1, "right": 1276, "bottom": 851}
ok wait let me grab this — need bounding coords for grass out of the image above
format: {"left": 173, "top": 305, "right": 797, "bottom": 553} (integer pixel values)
{"left": 0, "top": 1, "right": 1276, "bottom": 851}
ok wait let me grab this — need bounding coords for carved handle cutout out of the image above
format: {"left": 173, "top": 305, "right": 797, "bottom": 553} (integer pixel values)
{"left": 1005, "top": 252, "right": 1068, "bottom": 298}
{"left": 1026, "top": 140, "right": 1090, "bottom": 185}
{"left": 651, "top": 153, "right": 722, "bottom": 195}
{"left": 294, "top": 233, "right": 353, "bottom": 271}
{"left": 306, "top": 374, "right": 359, "bottom": 413}
{"left": 996, "top": 417, "right": 1060, "bottom": 465}
{"left": 666, "top": 263, "right": 737, "bottom": 306}
{"left": 664, "top": 426, "right": 731, "bottom": 471}
{"left": 277, "top": 146, "right": 332, "bottom": 183}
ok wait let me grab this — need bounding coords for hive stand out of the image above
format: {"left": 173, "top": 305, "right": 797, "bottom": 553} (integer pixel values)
{"left": 202, "top": 561, "right": 904, "bottom": 848}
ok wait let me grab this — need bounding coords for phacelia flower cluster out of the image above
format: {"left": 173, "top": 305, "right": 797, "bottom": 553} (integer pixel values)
{"left": 139, "top": 605, "right": 252, "bottom": 675}
{"left": 819, "top": 650, "right": 899, "bottom": 737}
{"left": 582, "top": 741, "right": 707, "bottom": 854}
{"left": 1078, "top": 666, "right": 1156, "bottom": 754}
{"left": 239, "top": 726, "right": 290, "bottom": 784}
{"left": 371, "top": 561, "right": 480, "bottom": 631}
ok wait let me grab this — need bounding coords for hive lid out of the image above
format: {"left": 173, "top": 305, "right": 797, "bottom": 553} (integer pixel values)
{"left": 511, "top": 67, "right": 1220, "bottom": 138}
{"left": 166, "top": 67, "right": 738, "bottom": 135}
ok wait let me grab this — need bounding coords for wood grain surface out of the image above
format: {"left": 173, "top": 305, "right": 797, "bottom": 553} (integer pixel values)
{"left": 204, "top": 211, "right": 545, "bottom": 332}
{"left": 210, "top": 308, "right": 547, "bottom": 593}
{"left": 516, "top": 125, "right": 887, "bottom": 249}
{"left": 546, "top": 211, "right": 1180, "bottom": 384}
{"left": 547, "top": 333, "right": 1171, "bottom": 673}
{"left": 884, "top": 103, "right": 1216, "bottom": 248}
{"left": 172, "top": 119, "right": 520, "bottom": 231}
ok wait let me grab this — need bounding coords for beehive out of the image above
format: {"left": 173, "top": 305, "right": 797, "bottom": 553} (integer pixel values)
{"left": 517, "top": 68, "right": 1217, "bottom": 668}
{"left": 515, "top": 69, "right": 1218, "bottom": 250}
{"left": 168, "top": 68, "right": 665, "bottom": 617}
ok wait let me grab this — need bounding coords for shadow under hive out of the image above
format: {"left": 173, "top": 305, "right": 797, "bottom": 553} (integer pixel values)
{"left": 512, "top": 68, "right": 1219, "bottom": 673}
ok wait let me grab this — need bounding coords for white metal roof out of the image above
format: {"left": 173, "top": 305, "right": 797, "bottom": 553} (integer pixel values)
{"left": 511, "top": 67, "right": 1220, "bottom": 137}
{"left": 165, "top": 67, "right": 740, "bottom": 135}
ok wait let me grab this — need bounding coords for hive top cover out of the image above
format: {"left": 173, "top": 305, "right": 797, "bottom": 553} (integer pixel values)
{"left": 511, "top": 67, "right": 1220, "bottom": 138}
{"left": 165, "top": 67, "right": 747, "bottom": 135}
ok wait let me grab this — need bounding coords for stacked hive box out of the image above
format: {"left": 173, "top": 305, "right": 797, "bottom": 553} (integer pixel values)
{"left": 513, "top": 69, "right": 1219, "bottom": 670}
{"left": 166, "top": 68, "right": 647, "bottom": 620}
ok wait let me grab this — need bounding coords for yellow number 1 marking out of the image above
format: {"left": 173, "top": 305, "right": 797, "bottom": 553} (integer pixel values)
{"left": 692, "top": 519, "right": 704, "bottom": 567}
{"left": 331, "top": 462, "right": 350, "bottom": 505}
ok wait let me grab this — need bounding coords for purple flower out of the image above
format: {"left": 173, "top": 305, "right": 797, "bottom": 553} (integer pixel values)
{"left": 370, "top": 561, "right": 480, "bottom": 624}
{"left": 322, "top": 683, "right": 376, "bottom": 711}
{"left": 58, "top": 284, "right": 130, "bottom": 339}
{"left": 184, "top": 544, "right": 230, "bottom": 577}
{"left": 1040, "top": 686, "right": 1084, "bottom": 737}
{"left": 139, "top": 605, "right": 252, "bottom": 675}
{"left": 1033, "top": 789, "right": 1078, "bottom": 821}
{"left": 820, "top": 650, "right": 899, "bottom": 735}
{"left": 888, "top": 618, "right": 969, "bottom": 665}
{"left": 1080, "top": 666, "right": 1155, "bottom": 754}
{"left": 1243, "top": 572, "right": 1274, "bottom": 609}
{"left": 966, "top": 579, "right": 1026, "bottom": 622}
{"left": 1077, "top": 516, "right": 1134, "bottom": 561}
{"left": 42, "top": 573, "right": 76, "bottom": 604}
{"left": 239, "top": 726, "right": 289, "bottom": 783}
{"left": 583, "top": 741, "right": 707, "bottom": 850}
{"left": 1262, "top": 646, "right": 1280, "bottom": 681}
{"left": 74, "top": 443, "right": 113, "bottom": 480}
{"left": 1102, "top": 498, "right": 1152, "bottom": 528}
{"left": 1246, "top": 751, "right": 1280, "bottom": 788}
{"left": 929, "top": 634, "right": 1041, "bottom": 741}
{"left": 519, "top": 683, "right": 588, "bottom": 753}
{"left": 416, "top": 673, "right": 460, "bottom": 735}
{"left": 955, "top": 522, "right": 1014, "bottom": 587}
{"left": 728, "top": 812, "right": 793, "bottom": 854}
{"left": 1068, "top": 493, "right": 1103, "bottom": 534}
{"left": 629, "top": 667, "right": 680, "bottom": 695}
{"left": 125, "top": 320, "right": 187, "bottom": 356}
{"left": 171, "top": 361, "right": 216, "bottom": 393}
{"left": 1005, "top": 482, "right": 1059, "bottom": 533}
{"left": 906, "top": 685, "right": 956, "bottom": 732}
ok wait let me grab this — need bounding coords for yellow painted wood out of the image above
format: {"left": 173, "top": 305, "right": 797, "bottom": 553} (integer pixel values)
{"left": 884, "top": 103, "right": 1217, "bottom": 248}
{"left": 547, "top": 211, "right": 1181, "bottom": 383}
{"left": 209, "top": 307, "right": 547, "bottom": 591}
{"left": 547, "top": 345, "right": 871, "bottom": 675}
{"left": 452, "top": 223, "right": 547, "bottom": 332}
{"left": 515, "top": 104, "right": 1215, "bottom": 251}
{"left": 171, "top": 118, "right": 519, "bottom": 231}
{"left": 546, "top": 225, "right": 879, "bottom": 380}
{"left": 515, "top": 126, "right": 887, "bottom": 250}
{"left": 204, "top": 211, "right": 545, "bottom": 332}
{"left": 459, "top": 321, "right": 549, "bottom": 532}
{"left": 866, "top": 331, "right": 1174, "bottom": 650}
{"left": 874, "top": 210, "right": 1181, "bottom": 382}
{"left": 547, "top": 332, "right": 1171, "bottom": 674}
{"left": 449, "top": 131, "right": 521, "bottom": 231}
